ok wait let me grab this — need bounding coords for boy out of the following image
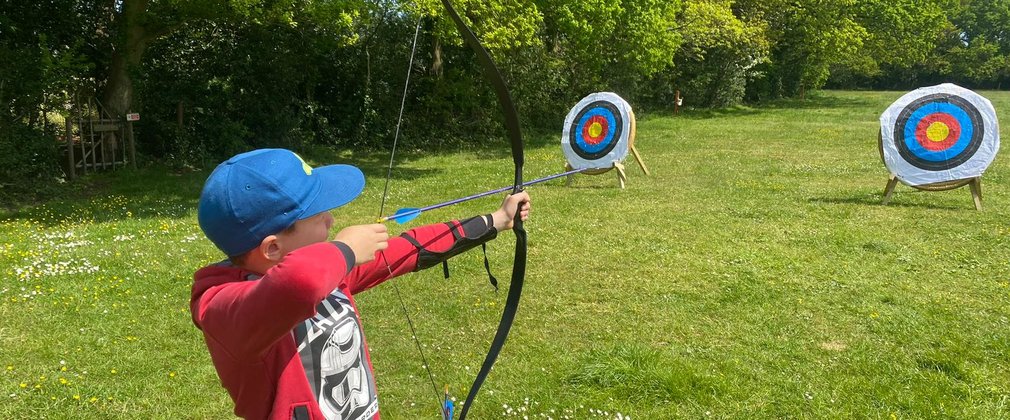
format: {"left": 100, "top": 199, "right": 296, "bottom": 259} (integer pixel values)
{"left": 190, "top": 149, "right": 530, "bottom": 420}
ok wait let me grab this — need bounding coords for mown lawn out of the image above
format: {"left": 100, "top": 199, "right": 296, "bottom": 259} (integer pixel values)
{"left": 3, "top": 90, "right": 1010, "bottom": 419}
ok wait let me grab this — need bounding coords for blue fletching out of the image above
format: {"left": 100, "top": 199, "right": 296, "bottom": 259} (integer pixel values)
{"left": 391, "top": 207, "right": 421, "bottom": 224}
{"left": 443, "top": 399, "right": 455, "bottom": 420}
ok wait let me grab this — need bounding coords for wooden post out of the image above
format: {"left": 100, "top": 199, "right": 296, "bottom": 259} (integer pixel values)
{"left": 91, "top": 119, "right": 98, "bottom": 171}
{"left": 882, "top": 174, "right": 899, "bottom": 205}
{"left": 630, "top": 146, "right": 650, "bottom": 175}
{"left": 82, "top": 117, "right": 89, "bottom": 175}
{"left": 969, "top": 177, "right": 982, "bottom": 211}
{"left": 126, "top": 119, "right": 137, "bottom": 169}
{"left": 614, "top": 162, "right": 627, "bottom": 189}
{"left": 65, "top": 118, "right": 76, "bottom": 180}
{"left": 626, "top": 109, "right": 649, "bottom": 175}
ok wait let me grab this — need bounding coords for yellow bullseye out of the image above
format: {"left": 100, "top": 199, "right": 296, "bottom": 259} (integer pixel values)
{"left": 588, "top": 122, "right": 603, "bottom": 138}
{"left": 926, "top": 122, "right": 950, "bottom": 142}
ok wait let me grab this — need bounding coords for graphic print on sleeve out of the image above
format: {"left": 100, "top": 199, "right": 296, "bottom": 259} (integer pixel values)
{"left": 294, "top": 290, "right": 378, "bottom": 420}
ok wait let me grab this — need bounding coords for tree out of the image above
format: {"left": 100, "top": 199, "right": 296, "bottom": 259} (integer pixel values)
{"left": 0, "top": 0, "right": 97, "bottom": 190}
{"left": 99, "top": 0, "right": 364, "bottom": 118}
{"left": 947, "top": 0, "right": 1010, "bottom": 87}
{"left": 742, "top": 0, "right": 868, "bottom": 99}
{"left": 665, "top": 0, "right": 769, "bottom": 107}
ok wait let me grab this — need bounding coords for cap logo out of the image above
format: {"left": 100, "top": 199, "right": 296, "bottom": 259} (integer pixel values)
{"left": 292, "top": 152, "right": 313, "bottom": 175}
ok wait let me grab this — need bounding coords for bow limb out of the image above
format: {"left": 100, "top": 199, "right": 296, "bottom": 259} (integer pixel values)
{"left": 438, "top": 1, "right": 526, "bottom": 419}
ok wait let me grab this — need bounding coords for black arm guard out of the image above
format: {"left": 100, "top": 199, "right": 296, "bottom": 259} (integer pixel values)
{"left": 402, "top": 215, "right": 498, "bottom": 272}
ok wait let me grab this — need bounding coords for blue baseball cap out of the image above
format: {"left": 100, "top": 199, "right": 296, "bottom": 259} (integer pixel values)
{"left": 197, "top": 148, "right": 365, "bottom": 256}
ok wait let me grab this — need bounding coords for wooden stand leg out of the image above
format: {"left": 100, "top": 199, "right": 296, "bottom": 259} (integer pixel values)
{"left": 882, "top": 175, "right": 899, "bottom": 205}
{"left": 614, "top": 162, "right": 627, "bottom": 189}
{"left": 969, "top": 177, "right": 982, "bottom": 211}
{"left": 565, "top": 163, "right": 575, "bottom": 186}
{"left": 630, "top": 145, "right": 650, "bottom": 175}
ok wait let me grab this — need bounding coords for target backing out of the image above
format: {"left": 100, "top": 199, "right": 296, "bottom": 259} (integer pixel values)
{"left": 562, "top": 92, "right": 632, "bottom": 170}
{"left": 880, "top": 83, "right": 999, "bottom": 186}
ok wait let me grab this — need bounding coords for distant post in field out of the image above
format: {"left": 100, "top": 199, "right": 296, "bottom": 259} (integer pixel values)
{"left": 65, "top": 118, "right": 76, "bottom": 180}
{"left": 125, "top": 112, "right": 139, "bottom": 169}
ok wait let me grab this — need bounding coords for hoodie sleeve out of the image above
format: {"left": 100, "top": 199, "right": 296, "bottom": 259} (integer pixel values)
{"left": 343, "top": 215, "right": 498, "bottom": 294}
{"left": 191, "top": 241, "right": 355, "bottom": 361}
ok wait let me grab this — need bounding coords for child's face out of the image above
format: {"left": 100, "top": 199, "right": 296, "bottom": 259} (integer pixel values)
{"left": 275, "top": 211, "right": 335, "bottom": 255}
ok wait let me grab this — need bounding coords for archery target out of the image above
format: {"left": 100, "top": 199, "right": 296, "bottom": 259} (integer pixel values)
{"left": 562, "top": 92, "right": 632, "bottom": 170}
{"left": 880, "top": 83, "right": 999, "bottom": 186}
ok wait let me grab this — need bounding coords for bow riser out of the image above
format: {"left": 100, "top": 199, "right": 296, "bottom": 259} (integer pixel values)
{"left": 438, "top": 1, "right": 527, "bottom": 419}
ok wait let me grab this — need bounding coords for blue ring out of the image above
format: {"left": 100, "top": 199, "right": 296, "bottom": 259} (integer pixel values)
{"left": 902, "top": 102, "right": 974, "bottom": 162}
{"left": 574, "top": 107, "right": 617, "bottom": 154}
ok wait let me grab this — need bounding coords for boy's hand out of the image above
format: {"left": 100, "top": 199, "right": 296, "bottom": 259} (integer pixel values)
{"left": 491, "top": 191, "right": 531, "bottom": 231}
{"left": 334, "top": 224, "right": 389, "bottom": 265}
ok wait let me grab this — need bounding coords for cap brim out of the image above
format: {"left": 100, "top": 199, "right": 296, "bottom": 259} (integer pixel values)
{"left": 300, "top": 164, "right": 365, "bottom": 219}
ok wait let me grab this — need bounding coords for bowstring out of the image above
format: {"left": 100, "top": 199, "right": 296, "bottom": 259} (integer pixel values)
{"left": 377, "top": 16, "right": 444, "bottom": 412}
{"left": 379, "top": 16, "right": 421, "bottom": 218}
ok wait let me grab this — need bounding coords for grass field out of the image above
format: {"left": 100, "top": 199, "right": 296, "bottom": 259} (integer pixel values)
{"left": 3, "top": 90, "right": 1010, "bottom": 419}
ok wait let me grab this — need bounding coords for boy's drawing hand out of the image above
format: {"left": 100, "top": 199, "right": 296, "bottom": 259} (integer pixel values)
{"left": 334, "top": 224, "right": 389, "bottom": 265}
{"left": 491, "top": 191, "right": 531, "bottom": 232}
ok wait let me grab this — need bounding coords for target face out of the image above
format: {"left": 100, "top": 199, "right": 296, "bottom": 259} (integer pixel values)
{"left": 880, "top": 84, "right": 999, "bottom": 186}
{"left": 562, "top": 92, "right": 632, "bottom": 170}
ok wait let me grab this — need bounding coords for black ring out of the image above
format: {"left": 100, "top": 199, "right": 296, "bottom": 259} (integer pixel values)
{"left": 567, "top": 100, "right": 623, "bottom": 161}
{"left": 893, "top": 93, "right": 984, "bottom": 171}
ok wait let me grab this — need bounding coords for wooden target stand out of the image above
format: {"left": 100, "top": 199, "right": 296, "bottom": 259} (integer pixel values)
{"left": 565, "top": 109, "right": 650, "bottom": 188}
{"left": 878, "top": 133, "right": 983, "bottom": 210}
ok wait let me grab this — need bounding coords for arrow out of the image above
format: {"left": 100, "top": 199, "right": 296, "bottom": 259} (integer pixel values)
{"left": 442, "top": 384, "right": 455, "bottom": 420}
{"left": 377, "top": 167, "right": 587, "bottom": 224}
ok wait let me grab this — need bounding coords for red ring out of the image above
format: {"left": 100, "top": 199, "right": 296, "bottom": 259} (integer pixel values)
{"left": 914, "top": 113, "right": 960, "bottom": 151}
{"left": 581, "top": 115, "right": 609, "bottom": 145}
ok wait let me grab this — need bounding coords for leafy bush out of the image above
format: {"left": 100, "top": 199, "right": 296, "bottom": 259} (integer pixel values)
{"left": 0, "top": 120, "right": 64, "bottom": 200}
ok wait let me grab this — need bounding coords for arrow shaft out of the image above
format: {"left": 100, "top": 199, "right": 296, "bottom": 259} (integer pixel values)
{"left": 380, "top": 168, "right": 586, "bottom": 222}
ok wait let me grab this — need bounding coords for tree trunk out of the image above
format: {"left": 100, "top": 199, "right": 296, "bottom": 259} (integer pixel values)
{"left": 101, "top": 0, "right": 151, "bottom": 119}
{"left": 432, "top": 37, "right": 443, "bottom": 78}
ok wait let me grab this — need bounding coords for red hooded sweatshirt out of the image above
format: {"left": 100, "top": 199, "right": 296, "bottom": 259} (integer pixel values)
{"left": 191, "top": 218, "right": 497, "bottom": 420}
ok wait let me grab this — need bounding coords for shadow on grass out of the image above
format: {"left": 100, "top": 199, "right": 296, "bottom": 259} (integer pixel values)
{"left": 0, "top": 122, "right": 622, "bottom": 227}
{"left": 0, "top": 141, "right": 526, "bottom": 227}
{"left": 1, "top": 167, "right": 207, "bottom": 226}
{"left": 564, "top": 178, "right": 629, "bottom": 190}
{"left": 807, "top": 194, "right": 967, "bottom": 211}
{"left": 324, "top": 129, "right": 560, "bottom": 164}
